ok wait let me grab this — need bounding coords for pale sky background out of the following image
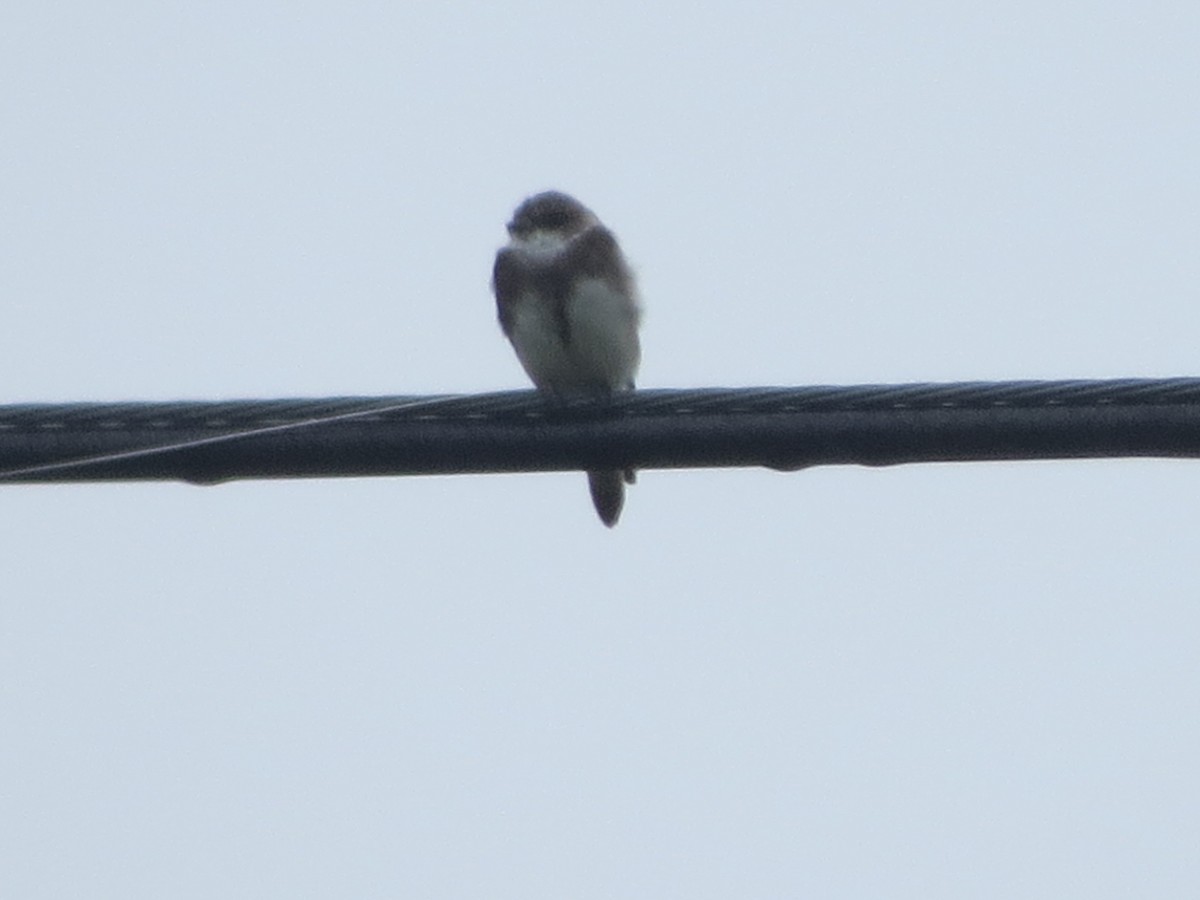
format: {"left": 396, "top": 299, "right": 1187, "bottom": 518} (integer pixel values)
{"left": 3, "top": 3, "right": 1200, "bottom": 897}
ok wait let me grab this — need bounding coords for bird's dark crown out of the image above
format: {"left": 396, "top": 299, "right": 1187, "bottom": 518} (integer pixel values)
{"left": 507, "top": 191, "right": 594, "bottom": 238}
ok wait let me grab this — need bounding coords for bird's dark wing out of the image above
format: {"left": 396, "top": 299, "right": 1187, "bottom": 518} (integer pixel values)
{"left": 565, "top": 225, "right": 634, "bottom": 296}
{"left": 492, "top": 248, "right": 528, "bottom": 336}
{"left": 495, "top": 247, "right": 577, "bottom": 344}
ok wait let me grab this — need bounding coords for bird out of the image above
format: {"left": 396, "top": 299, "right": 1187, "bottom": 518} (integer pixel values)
{"left": 492, "top": 191, "right": 642, "bottom": 526}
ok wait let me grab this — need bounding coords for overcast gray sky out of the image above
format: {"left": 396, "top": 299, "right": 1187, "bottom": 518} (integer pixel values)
{"left": 3, "top": 3, "right": 1200, "bottom": 897}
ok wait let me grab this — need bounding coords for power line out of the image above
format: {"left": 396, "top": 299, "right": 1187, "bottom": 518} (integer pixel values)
{"left": 1, "top": 377, "right": 1199, "bottom": 485}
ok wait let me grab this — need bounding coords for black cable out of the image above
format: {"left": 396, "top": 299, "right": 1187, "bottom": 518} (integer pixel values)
{"left": 1, "top": 378, "right": 1199, "bottom": 484}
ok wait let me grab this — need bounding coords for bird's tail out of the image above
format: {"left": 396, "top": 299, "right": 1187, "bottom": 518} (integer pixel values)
{"left": 587, "top": 469, "right": 631, "bottom": 527}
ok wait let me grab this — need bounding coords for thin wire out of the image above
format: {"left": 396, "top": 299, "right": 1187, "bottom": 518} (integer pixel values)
{"left": 0, "top": 396, "right": 442, "bottom": 481}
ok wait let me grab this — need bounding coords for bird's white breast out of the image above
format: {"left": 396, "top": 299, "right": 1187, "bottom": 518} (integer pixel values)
{"left": 508, "top": 277, "right": 640, "bottom": 395}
